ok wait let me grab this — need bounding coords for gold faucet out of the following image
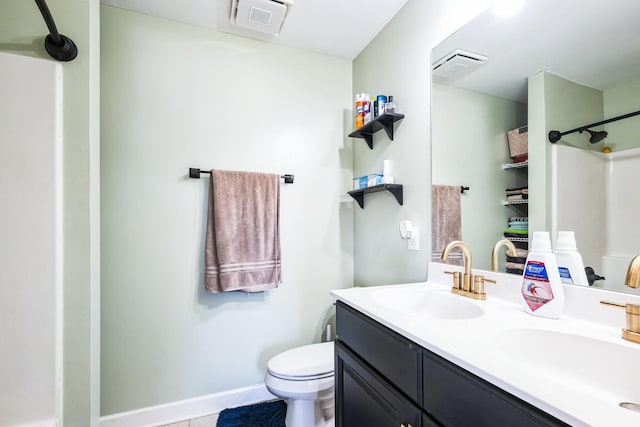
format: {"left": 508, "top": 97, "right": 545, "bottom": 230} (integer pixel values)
{"left": 600, "top": 254, "right": 640, "bottom": 344}
{"left": 442, "top": 240, "right": 494, "bottom": 300}
{"left": 491, "top": 239, "right": 517, "bottom": 272}
{"left": 625, "top": 254, "right": 640, "bottom": 288}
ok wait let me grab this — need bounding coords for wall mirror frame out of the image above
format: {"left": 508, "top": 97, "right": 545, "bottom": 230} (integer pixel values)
{"left": 430, "top": 0, "right": 640, "bottom": 295}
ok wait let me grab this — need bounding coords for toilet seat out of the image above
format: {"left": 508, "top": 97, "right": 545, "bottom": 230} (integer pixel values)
{"left": 267, "top": 341, "right": 334, "bottom": 380}
{"left": 268, "top": 370, "right": 334, "bottom": 381}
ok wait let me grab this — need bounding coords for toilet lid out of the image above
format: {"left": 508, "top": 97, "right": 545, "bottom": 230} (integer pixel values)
{"left": 267, "top": 341, "right": 334, "bottom": 379}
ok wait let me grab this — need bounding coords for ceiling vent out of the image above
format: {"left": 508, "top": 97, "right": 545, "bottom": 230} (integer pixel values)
{"left": 432, "top": 49, "right": 488, "bottom": 84}
{"left": 230, "top": 0, "right": 294, "bottom": 36}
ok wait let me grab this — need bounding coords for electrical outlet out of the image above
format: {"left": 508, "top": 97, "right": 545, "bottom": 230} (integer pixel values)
{"left": 408, "top": 226, "right": 419, "bottom": 250}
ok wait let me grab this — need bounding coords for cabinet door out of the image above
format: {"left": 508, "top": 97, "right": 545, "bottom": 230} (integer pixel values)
{"left": 336, "top": 341, "right": 426, "bottom": 427}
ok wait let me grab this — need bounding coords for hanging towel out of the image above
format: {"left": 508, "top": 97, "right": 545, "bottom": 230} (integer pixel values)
{"left": 205, "top": 170, "right": 281, "bottom": 293}
{"left": 431, "top": 185, "right": 463, "bottom": 265}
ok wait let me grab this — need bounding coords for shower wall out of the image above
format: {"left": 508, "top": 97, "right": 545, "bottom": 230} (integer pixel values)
{"left": 0, "top": 52, "right": 62, "bottom": 426}
{"left": 554, "top": 144, "right": 640, "bottom": 290}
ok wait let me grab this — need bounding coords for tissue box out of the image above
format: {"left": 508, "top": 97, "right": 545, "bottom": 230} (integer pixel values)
{"left": 367, "top": 174, "right": 383, "bottom": 187}
{"left": 352, "top": 176, "right": 368, "bottom": 190}
{"left": 352, "top": 174, "right": 383, "bottom": 189}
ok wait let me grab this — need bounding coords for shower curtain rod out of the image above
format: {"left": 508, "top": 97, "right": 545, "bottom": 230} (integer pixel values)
{"left": 34, "top": 0, "right": 77, "bottom": 62}
{"left": 189, "top": 168, "right": 295, "bottom": 184}
{"left": 548, "top": 109, "right": 640, "bottom": 143}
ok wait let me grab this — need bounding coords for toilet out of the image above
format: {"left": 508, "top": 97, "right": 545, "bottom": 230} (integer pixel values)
{"left": 265, "top": 341, "right": 335, "bottom": 427}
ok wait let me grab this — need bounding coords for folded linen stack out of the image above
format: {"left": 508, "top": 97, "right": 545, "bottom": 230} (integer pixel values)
{"left": 505, "top": 186, "right": 528, "bottom": 201}
{"left": 505, "top": 247, "right": 528, "bottom": 274}
{"left": 503, "top": 215, "right": 528, "bottom": 274}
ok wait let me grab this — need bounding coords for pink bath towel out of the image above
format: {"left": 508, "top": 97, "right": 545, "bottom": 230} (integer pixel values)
{"left": 205, "top": 170, "right": 281, "bottom": 293}
{"left": 431, "top": 185, "right": 463, "bottom": 266}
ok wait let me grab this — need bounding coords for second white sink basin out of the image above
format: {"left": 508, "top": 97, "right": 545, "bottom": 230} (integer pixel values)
{"left": 370, "top": 286, "right": 484, "bottom": 319}
{"left": 491, "top": 328, "right": 640, "bottom": 405}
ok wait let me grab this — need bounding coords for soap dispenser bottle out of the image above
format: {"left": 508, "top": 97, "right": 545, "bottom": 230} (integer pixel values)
{"left": 554, "top": 231, "right": 589, "bottom": 286}
{"left": 520, "top": 231, "right": 565, "bottom": 318}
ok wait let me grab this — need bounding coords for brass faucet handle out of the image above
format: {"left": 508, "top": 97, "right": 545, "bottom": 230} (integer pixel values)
{"left": 624, "top": 304, "right": 640, "bottom": 337}
{"left": 445, "top": 271, "right": 462, "bottom": 289}
{"left": 600, "top": 300, "right": 640, "bottom": 343}
{"left": 473, "top": 275, "right": 496, "bottom": 295}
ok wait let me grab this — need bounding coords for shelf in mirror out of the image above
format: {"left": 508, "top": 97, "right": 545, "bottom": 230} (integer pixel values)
{"left": 501, "top": 159, "right": 528, "bottom": 170}
{"left": 502, "top": 199, "right": 528, "bottom": 206}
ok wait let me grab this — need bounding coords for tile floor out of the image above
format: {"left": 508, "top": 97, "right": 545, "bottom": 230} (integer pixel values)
{"left": 159, "top": 413, "right": 218, "bottom": 427}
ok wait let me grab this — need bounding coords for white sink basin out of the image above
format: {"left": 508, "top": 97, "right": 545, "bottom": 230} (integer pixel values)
{"left": 491, "top": 328, "right": 640, "bottom": 405}
{"left": 370, "top": 287, "right": 484, "bottom": 319}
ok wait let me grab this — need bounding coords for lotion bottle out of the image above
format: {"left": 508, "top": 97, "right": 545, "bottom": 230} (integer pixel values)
{"left": 554, "top": 231, "right": 588, "bottom": 286}
{"left": 521, "top": 231, "right": 565, "bottom": 318}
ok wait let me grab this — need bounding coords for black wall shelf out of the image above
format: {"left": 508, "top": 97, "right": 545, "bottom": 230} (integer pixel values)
{"left": 348, "top": 112, "right": 405, "bottom": 149}
{"left": 348, "top": 184, "right": 403, "bottom": 209}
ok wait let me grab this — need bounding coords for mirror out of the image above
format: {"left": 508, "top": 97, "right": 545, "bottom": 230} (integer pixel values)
{"left": 431, "top": 0, "right": 640, "bottom": 294}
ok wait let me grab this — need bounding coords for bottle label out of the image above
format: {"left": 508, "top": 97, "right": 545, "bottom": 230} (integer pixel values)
{"left": 558, "top": 266, "right": 573, "bottom": 284}
{"left": 521, "top": 260, "right": 555, "bottom": 312}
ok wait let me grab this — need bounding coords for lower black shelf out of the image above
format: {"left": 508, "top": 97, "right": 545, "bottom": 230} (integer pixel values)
{"left": 348, "top": 184, "right": 403, "bottom": 209}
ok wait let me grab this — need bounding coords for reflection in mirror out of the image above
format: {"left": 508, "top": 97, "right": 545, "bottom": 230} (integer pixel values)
{"left": 430, "top": 0, "right": 640, "bottom": 294}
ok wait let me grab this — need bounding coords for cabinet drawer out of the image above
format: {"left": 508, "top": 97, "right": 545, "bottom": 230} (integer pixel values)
{"left": 336, "top": 301, "right": 421, "bottom": 404}
{"left": 422, "top": 350, "right": 569, "bottom": 427}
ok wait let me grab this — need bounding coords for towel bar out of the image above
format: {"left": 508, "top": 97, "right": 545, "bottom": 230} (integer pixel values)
{"left": 189, "top": 168, "right": 294, "bottom": 184}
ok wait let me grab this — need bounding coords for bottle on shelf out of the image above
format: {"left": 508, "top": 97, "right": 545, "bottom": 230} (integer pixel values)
{"left": 385, "top": 95, "right": 396, "bottom": 113}
{"left": 363, "top": 93, "right": 372, "bottom": 124}
{"left": 355, "top": 93, "right": 364, "bottom": 129}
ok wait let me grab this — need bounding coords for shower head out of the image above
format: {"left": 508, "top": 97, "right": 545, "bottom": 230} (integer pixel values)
{"left": 580, "top": 129, "right": 608, "bottom": 144}
{"left": 548, "top": 109, "right": 640, "bottom": 144}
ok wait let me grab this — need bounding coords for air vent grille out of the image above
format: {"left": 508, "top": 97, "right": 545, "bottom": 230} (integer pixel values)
{"left": 432, "top": 49, "right": 488, "bottom": 84}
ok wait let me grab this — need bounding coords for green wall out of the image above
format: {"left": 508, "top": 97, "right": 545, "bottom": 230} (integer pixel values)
{"left": 352, "top": 0, "right": 491, "bottom": 285}
{"left": 100, "top": 6, "right": 353, "bottom": 414}
{"left": 604, "top": 79, "right": 640, "bottom": 152}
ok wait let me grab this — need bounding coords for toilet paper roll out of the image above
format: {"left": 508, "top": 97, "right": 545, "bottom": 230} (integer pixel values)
{"left": 383, "top": 160, "right": 391, "bottom": 177}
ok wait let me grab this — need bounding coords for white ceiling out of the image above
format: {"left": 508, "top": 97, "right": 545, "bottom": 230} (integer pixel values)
{"left": 432, "top": 0, "right": 640, "bottom": 103}
{"left": 100, "top": 0, "right": 408, "bottom": 59}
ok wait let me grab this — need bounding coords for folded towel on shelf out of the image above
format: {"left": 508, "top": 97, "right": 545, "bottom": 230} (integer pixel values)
{"left": 507, "top": 222, "right": 528, "bottom": 230}
{"left": 515, "top": 248, "right": 528, "bottom": 258}
{"left": 431, "top": 185, "right": 463, "bottom": 265}
{"left": 506, "top": 186, "right": 528, "bottom": 192}
{"left": 506, "top": 194, "right": 528, "bottom": 200}
{"left": 205, "top": 170, "right": 281, "bottom": 293}
{"left": 504, "top": 231, "right": 529, "bottom": 239}
{"left": 506, "top": 261, "right": 525, "bottom": 270}
{"left": 503, "top": 228, "right": 528, "bottom": 235}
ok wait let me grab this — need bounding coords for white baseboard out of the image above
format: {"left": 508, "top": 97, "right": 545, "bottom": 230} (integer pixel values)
{"left": 12, "top": 419, "right": 57, "bottom": 427}
{"left": 99, "top": 384, "right": 276, "bottom": 427}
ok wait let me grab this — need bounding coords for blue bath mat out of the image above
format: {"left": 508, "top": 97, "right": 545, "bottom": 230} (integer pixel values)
{"left": 216, "top": 400, "right": 286, "bottom": 427}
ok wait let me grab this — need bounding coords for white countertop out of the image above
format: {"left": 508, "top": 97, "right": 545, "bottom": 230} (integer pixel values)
{"left": 331, "top": 262, "right": 640, "bottom": 427}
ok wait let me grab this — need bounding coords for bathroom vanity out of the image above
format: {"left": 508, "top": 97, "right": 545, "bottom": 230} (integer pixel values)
{"left": 332, "top": 262, "right": 640, "bottom": 427}
{"left": 335, "top": 301, "right": 566, "bottom": 426}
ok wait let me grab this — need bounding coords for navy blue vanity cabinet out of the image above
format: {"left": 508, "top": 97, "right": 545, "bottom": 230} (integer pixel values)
{"left": 335, "top": 301, "right": 569, "bottom": 427}
{"left": 421, "top": 350, "right": 570, "bottom": 427}
{"left": 336, "top": 342, "right": 429, "bottom": 427}
{"left": 335, "top": 301, "right": 439, "bottom": 427}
